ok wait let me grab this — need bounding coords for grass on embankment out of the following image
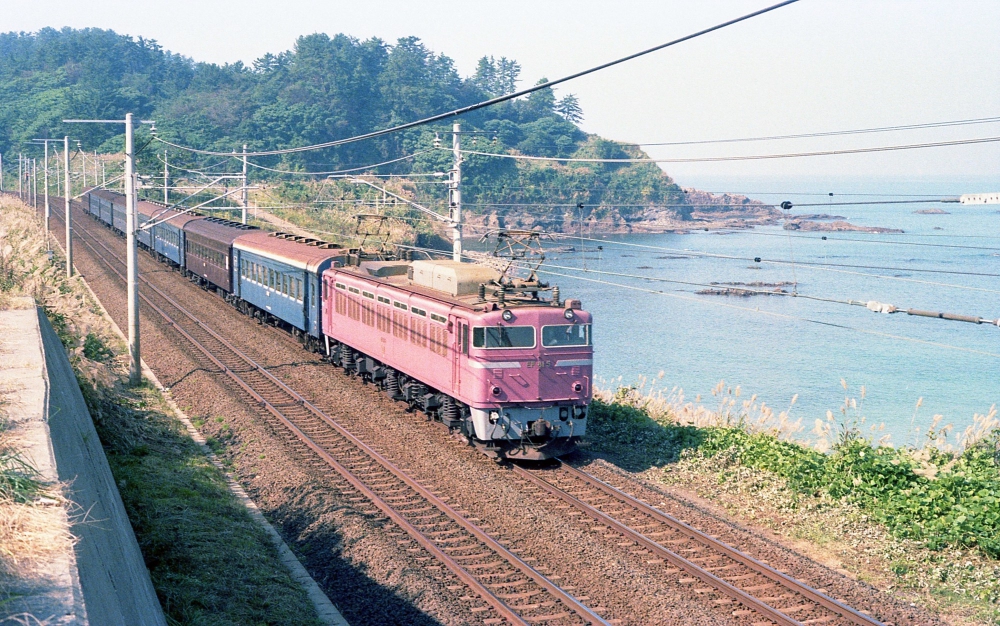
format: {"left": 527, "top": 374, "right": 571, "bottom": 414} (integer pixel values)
{"left": 586, "top": 383, "right": 1000, "bottom": 624}
{"left": 1, "top": 196, "right": 322, "bottom": 625}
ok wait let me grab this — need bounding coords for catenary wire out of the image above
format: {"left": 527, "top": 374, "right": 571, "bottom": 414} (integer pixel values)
{"left": 627, "top": 115, "right": 1000, "bottom": 147}
{"left": 455, "top": 135, "right": 1000, "bottom": 163}
{"left": 396, "top": 242, "right": 1000, "bottom": 343}
{"left": 243, "top": 149, "right": 435, "bottom": 175}
{"left": 537, "top": 269, "right": 1000, "bottom": 358}
{"left": 543, "top": 232, "right": 1000, "bottom": 278}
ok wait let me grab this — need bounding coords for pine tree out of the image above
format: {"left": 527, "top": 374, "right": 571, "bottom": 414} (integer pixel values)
{"left": 555, "top": 94, "right": 583, "bottom": 124}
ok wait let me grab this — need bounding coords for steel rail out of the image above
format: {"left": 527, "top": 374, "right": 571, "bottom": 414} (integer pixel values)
{"left": 51, "top": 200, "right": 608, "bottom": 626}
{"left": 516, "top": 462, "right": 885, "bottom": 626}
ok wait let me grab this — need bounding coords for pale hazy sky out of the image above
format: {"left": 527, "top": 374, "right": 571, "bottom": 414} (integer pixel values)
{"left": 6, "top": 1, "right": 1000, "bottom": 180}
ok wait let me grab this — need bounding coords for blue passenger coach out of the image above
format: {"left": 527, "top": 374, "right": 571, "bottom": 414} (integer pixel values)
{"left": 135, "top": 199, "right": 203, "bottom": 267}
{"left": 86, "top": 189, "right": 115, "bottom": 227}
{"left": 232, "top": 231, "right": 344, "bottom": 342}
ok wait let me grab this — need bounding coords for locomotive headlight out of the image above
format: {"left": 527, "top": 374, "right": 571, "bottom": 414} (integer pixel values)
{"left": 502, "top": 309, "right": 514, "bottom": 322}
{"left": 572, "top": 382, "right": 583, "bottom": 393}
{"left": 491, "top": 385, "right": 502, "bottom": 397}
{"left": 563, "top": 309, "right": 574, "bottom": 320}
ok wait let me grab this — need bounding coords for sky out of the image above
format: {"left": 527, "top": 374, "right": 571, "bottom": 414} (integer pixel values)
{"left": 5, "top": 1, "right": 1000, "bottom": 184}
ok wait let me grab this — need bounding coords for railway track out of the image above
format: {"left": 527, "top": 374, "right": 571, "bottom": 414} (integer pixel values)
{"left": 54, "top": 201, "right": 609, "bottom": 626}
{"left": 514, "top": 461, "right": 885, "bottom": 626}
{"left": 45, "top": 198, "right": 892, "bottom": 625}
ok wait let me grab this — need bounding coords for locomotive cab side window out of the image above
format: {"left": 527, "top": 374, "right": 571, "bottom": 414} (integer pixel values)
{"left": 472, "top": 326, "right": 535, "bottom": 349}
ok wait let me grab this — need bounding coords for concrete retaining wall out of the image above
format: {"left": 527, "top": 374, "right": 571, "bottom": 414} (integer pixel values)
{"left": 0, "top": 302, "right": 165, "bottom": 625}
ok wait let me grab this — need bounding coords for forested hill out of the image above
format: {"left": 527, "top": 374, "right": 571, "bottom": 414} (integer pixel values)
{"left": 0, "top": 28, "right": 773, "bottom": 232}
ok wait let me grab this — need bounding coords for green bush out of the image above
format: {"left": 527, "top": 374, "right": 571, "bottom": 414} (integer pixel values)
{"left": 590, "top": 395, "right": 1000, "bottom": 558}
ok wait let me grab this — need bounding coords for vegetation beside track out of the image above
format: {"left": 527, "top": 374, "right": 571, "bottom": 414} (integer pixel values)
{"left": 586, "top": 384, "right": 1000, "bottom": 624}
{"left": 0, "top": 196, "right": 323, "bottom": 625}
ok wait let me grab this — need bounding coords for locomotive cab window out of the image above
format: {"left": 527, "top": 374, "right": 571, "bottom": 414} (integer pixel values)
{"left": 472, "top": 326, "right": 535, "bottom": 349}
{"left": 541, "top": 324, "right": 591, "bottom": 347}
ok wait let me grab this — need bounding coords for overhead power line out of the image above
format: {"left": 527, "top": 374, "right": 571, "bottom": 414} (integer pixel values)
{"left": 398, "top": 243, "right": 1000, "bottom": 355}
{"left": 537, "top": 268, "right": 1000, "bottom": 358}
{"left": 544, "top": 232, "right": 1000, "bottom": 279}
{"left": 733, "top": 229, "right": 1000, "bottom": 252}
{"left": 244, "top": 149, "right": 435, "bottom": 175}
{"left": 455, "top": 135, "right": 1000, "bottom": 164}
{"left": 150, "top": 0, "right": 799, "bottom": 157}
{"left": 628, "top": 115, "right": 1000, "bottom": 147}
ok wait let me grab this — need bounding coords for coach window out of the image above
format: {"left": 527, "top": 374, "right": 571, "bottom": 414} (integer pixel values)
{"left": 472, "top": 326, "right": 535, "bottom": 349}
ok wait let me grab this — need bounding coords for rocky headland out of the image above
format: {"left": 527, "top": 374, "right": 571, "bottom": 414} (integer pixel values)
{"left": 783, "top": 220, "right": 904, "bottom": 234}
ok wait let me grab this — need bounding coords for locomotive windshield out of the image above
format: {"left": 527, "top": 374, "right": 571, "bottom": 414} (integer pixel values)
{"left": 473, "top": 326, "right": 535, "bottom": 349}
{"left": 541, "top": 324, "right": 591, "bottom": 347}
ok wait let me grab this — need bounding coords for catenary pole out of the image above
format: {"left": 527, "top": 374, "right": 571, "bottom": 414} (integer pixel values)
{"left": 241, "top": 144, "right": 248, "bottom": 224}
{"left": 450, "top": 123, "right": 462, "bottom": 262}
{"left": 125, "top": 114, "right": 140, "bottom": 384}
{"left": 44, "top": 143, "right": 50, "bottom": 240}
{"left": 32, "top": 159, "right": 37, "bottom": 208}
{"left": 0, "top": 153, "right": 4, "bottom": 191}
{"left": 163, "top": 150, "right": 169, "bottom": 204}
{"left": 63, "top": 136, "right": 72, "bottom": 277}
{"left": 64, "top": 114, "right": 148, "bottom": 384}
{"left": 18, "top": 154, "right": 22, "bottom": 198}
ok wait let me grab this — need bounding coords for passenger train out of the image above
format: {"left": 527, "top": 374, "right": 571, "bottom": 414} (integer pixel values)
{"left": 85, "top": 188, "right": 592, "bottom": 460}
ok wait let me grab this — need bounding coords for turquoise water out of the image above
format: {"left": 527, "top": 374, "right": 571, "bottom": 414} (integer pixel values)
{"left": 533, "top": 175, "right": 1000, "bottom": 445}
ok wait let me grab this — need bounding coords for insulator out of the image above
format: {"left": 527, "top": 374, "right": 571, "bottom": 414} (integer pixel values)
{"left": 497, "top": 285, "right": 506, "bottom": 308}
{"left": 478, "top": 283, "right": 486, "bottom": 302}
{"left": 552, "top": 285, "right": 560, "bottom": 307}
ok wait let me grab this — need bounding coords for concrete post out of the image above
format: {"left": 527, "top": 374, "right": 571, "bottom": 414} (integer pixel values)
{"left": 125, "top": 114, "right": 140, "bottom": 385}
{"left": 64, "top": 137, "right": 72, "bottom": 277}
{"left": 451, "top": 122, "right": 462, "bottom": 262}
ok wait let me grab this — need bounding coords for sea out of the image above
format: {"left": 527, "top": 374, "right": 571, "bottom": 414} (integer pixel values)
{"left": 515, "top": 175, "right": 1000, "bottom": 447}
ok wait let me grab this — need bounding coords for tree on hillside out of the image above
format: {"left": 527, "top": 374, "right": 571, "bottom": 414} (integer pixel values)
{"left": 523, "top": 77, "right": 555, "bottom": 119}
{"left": 472, "top": 56, "right": 521, "bottom": 98}
{"left": 555, "top": 94, "right": 583, "bottom": 124}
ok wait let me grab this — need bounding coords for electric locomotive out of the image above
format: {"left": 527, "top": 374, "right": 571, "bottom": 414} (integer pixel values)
{"left": 322, "top": 256, "right": 592, "bottom": 460}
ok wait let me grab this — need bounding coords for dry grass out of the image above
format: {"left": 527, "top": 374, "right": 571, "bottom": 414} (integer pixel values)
{"left": 596, "top": 373, "right": 805, "bottom": 440}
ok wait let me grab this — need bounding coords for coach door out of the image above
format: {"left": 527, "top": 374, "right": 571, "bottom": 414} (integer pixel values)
{"left": 452, "top": 317, "right": 469, "bottom": 397}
